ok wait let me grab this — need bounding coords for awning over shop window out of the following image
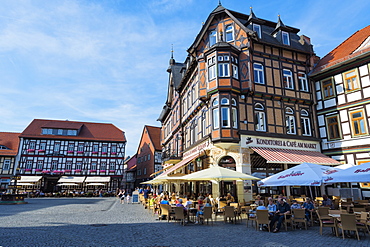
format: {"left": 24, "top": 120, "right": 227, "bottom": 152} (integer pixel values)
{"left": 86, "top": 183, "right": 106, "bottom": 186}
{"left": 85, "top": 176, "right": 110, "bottom": 183}
{"left": 251, "top": 147, "right": 341, "bottom": 165}
{"left": 58, "top": 176, "right": 85, "bottom": 183}
{"left": 18, "top": 183, "right": 36, "bottom": 186}
{"left": 159, "top": 152, "right": 200, "bottom": 177}
{"left": 57, "top": 183, "right": 79, "bottom": 186}
{"left": 18, "top": 176, "right": 42, "bottom": 183}
{"left": 150, "top": 165, "right": 173, "bottom": 177}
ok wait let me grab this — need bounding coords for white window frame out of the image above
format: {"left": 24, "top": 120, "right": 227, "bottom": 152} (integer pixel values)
{"left": 209, "top": 30, "right": 217, "bottom": 46}
{"left": 54, "top": 143, "right": 60, "bottom": 152}
{"left": 39, "top": 142, "right": 46, "bottom": 151}
{"left": 78, "top": 143, "right": 84, "bottom": 152}
{"left": 232, "top": 64, "right": 239, "bottom": 79}
{"left": 255, "top": 103, "right": 266, "bottom": 131}
{"left": 93, "top": 144, "right": 99, "bottom": 153}
{"left": 208, "top": 57, "right": 216, "bottom": 81}
{"left": 298, "top": 72, "right": 308, "bottom": 92}
{"left": 68, "top": 143, "right": 74, "bottom": 152}
{"left": 285, "top": 107, "right": 296, "bottom": 134}
{"left": 283, "top": 69, "right": 294, "bottom": 89}
{"left": 232, "top": 107, "right": 238, "bottom": 129}
{"left": 253, "top": 24, "right": 261, "bottom": 38}
{"left": 254, "top": 63, "right": 265, "bottom": 84}
{"left": 221, "top": 107, "right": 230, "bottom": 128}
{"left": 301, "top": 110, "right": 311, "bottom": 136}
{"left": 225, "top": 25, "right": 234, "bottom": 42}
{"left": 218, "top": 63, "right": 230, "bottom": 77}
{"left": 282, "top": 31, "right": 290, "bottom": 45}
{"left": 3, "top": 160, "right": 10, "bottom": 170}
{"left": 37, "top": 161, "right": 43, "bottom": 170}
{"left": 51, "top": 161, "right": 57, "bottom": 170}
{"left": 26, "top": 161, "right": 33, "bottom": 170}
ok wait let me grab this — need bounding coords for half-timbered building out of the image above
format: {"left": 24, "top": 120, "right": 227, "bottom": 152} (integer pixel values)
{"left": 310, "top": 25, "right": 370, "bottom": 192}
{"left": 135, "top": 125, "right": 162, "bottom": 187}
{"left": 157, "top": 4, "right": 340, "bottom": 201}
{"left": 0, "top": 132, "right": 20, "bottom": 191}
{"left": 16, "top": 119, "right": 126, "bottom": 193}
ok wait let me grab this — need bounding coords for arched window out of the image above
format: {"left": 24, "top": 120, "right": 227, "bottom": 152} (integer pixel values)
{"left": 221, "top": 98, "right": 229, "bottom": 105}
{"left": 255, "top": 103, "right": 266, "bottom": 131}
{"left": 285, "top": 107, "right": 296, "bottom": 134}
{"left": 301, "top": 109, "right": 311, "bottom": 136}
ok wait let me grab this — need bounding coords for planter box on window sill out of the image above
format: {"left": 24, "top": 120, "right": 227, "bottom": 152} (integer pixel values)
{"left": 53, "top": 170, "right": 64, "bottom": 174}
{"left": 25, "top": 169, "right": 32, "bottom": 172}
{"left": 77, "top": 151, "right": 84, "bottom": 154}
{"left": 35, "top": 169, "right": 42, "bottom": 172}
{"left": 92, "top": 152, "right": 99, "bottom": 154}
{"left": 100, "top": 170, "right": 106, "bottom": 173}
{"left": 89, "top": 170, "right": 97, "bottom": 173}
{"left": 27, "top": 149, "right": 35, "bottom": 152}
{"left": 110, "top": 152, "right": 117, "bottom": 155}
{"left": 64, "top": 170, "right": 72, "bottom": 172}
{"left": 109, "top": 170, "right": 115, "bottom": 173}
{"left": 75, "top": 169, "right": 82, "bottom": 172}
{"left": 38, "top": 150, "right": 45, "bottom": 152}
{"left": 41, "top": 170, "right": 50, "bottom": 174}
{"left": 67, "top": 151, "right": 74, "bottom": 154}
{"left": 102, "top": 152, "right": 107, "bottom": 155}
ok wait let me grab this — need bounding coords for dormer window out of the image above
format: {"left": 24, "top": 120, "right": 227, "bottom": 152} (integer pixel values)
{"left": 252, "top": 24, "right": 261, "bottom": 39}
{"left": 225, "top": 25, "right": 234, "bottom": 42}
{"left": 0, "top": 145, "right": 9, "bottom": 150}
{"left": 282, "top": 31, "right": 290, "bottom": 45}
{"left": 209, "top": 30, "right": 217, "bottom": 46}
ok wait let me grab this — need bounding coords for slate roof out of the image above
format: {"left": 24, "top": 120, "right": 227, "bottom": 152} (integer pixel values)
{"left": 311, "top": 25, "right": 370, "bottom": 75}
{"left": 0, "top": 132, "right": 20, "bottom": 156}
{"left": 19, "top": 119, "right": 126, "bottom": 142}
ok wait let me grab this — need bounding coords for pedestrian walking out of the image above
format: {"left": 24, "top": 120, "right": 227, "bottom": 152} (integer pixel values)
{"left": 119, "top": 189, "right": 125, "bottom": 204}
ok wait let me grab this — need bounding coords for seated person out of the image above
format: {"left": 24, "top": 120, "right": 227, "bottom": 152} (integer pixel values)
{"left": 184, "top": 196, "right": 193, "bottom": 210}
{"left": 255, "top": 195, "right": 264, "bottom": 205}
{"left": 250, "top": 200, "right": 266, "bottom": 217}
{"left": 269, "top": 197, "right": 291, "bottom": 233}
{"left": 176, "top": 198, "right": 186, "bottom": 215}
{"left": 290, "top": 200, "right": 301, "bottom": 209}
{"left": 321, "top": 194, "right": 334, "bottom": 209}
{"left": 302, "top": 197, "right": 315, "bottom": 223}
{"left": 195, "top": 198, "right": 212, "bottom": 224}
{"left": 225, "top": 193, "right": 235, "bottom": 205}
{"left": 267, "top": 198, "right": 277, "bottom": 218}
{"left": 160, "top": 196, "right": 170, "bottom": 205}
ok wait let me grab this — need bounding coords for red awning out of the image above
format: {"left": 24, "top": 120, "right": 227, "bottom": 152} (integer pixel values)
{"left": 158, "top": 152, "right": 199, "bottom": 177}
{"left": 251, "top": 147, "right": 340, "bottom": 165}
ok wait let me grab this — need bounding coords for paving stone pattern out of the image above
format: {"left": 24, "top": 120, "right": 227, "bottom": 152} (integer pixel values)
{"left": 0, "top": 198, "right": 369, "bottom": 247}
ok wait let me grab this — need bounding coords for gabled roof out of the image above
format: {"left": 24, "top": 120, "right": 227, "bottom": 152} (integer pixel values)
{"left": 0, "top": 132, "right": 20, "bottom": 156}
{"left": 145, "top": 126, "right": 161, "bottom": 151}
{"left": 311, "top": 25, "right": 370, "bottom": 76}
{"left": 19, "top": 119, "right": 126, "bottom": 142}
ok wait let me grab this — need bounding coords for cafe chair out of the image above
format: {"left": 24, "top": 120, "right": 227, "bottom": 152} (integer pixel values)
{"left": 317, "top": 207, "right": 331, "bottom": 220}
{"left": 245, "top": 206, "right": 256, "bottom": 227}
{"left": 174, "top": 207, "right": 186, "bottom": 226}
{"left": 356, "top": 212, "right": 370, "bottom": 236}
{"left": 292, "top": 209, "right": 307, "bottom": 230}
{"left": 317, "top": 209, "right": 337, "bottom": 236}
{"left": 256, "top": 210, "right": 270, "bottom": 232}
{"left": 283, "top": 213, "right": 294, "bottom": 231}
{"left": 160, "top": 204, "right": 175, "bottom": 222}
{"left": 224, "top": 206, "right": 237, "bottom": 224}
{"left": 337, "top": 214, "right": 360, "bottom": 241}
{"left": 200, "top": 206, "right": 213, "bottom": 225}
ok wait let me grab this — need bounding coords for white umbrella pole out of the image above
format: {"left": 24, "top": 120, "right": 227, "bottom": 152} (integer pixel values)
{"left": 309, "top": 186, "right": 313, "bottom": 199}
{"left": 350, "top": 183, "right": 354, "bottom": 200}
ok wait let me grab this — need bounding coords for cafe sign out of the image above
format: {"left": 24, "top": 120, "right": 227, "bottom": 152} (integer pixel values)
{"left": 183, "top": 139, "right": 212, "bottom": 158}
{"left": 241, "top": 135, "right": 320, "bottom": 151}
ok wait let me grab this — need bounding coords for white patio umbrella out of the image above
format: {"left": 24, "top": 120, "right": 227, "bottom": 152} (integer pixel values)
{"left": 258, "top": 162, "right": 340, "bottom": 187}
{"left": 181, "top": 166, "right": 259, "bottom": 181}
{"left": 323, "top": 162, "right": 370, "bottom": 184}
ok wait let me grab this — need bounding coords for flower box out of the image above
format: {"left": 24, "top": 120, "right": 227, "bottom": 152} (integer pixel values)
{"left": 38, "top": 149, "right": 45, "bottom": 152}
{"left": 41, "top": 170, "right": 50, "bottom": 174}
{"left": 110, "top": 152, "right": 117, "bottom": 155}
{"left": 35, "top": 169, "right": 42, "bottom": 172}
{"left": 25, "top": 169, "right": 32, "bottom": 172}
{"left": 92, "top": 152, "right": 99, "bottom": 154}
{"left": 53, "top": 170, "right": 64, "bottom": 174}
{"left": 100, "top": 170, "right": 106, "bottom": 173}
{"left": 64, "top": 170, "right": 72, "bottom": 172}
{"left": 75, "top": 169, "right": 82, "bottom": 172}
{"left": 67, "top": 151, "right": 74, "bottom": 154}
{"left": 27, "top": 149, "right": 35, "bottom": 152}
{"left": 89, "top": 170, "right": 97, "bottom": 172}
{"left": 109, "top": 170, "right": 115, "bottom": 173}
{"left": 102, "top": 152, "right": 107, "bottom": 155}
{"left": 77, "top": 151, "right": 84, "bottom": 154}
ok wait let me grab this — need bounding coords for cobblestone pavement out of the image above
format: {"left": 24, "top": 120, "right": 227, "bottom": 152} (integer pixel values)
{"left": 0, "top": 197, "right": 369, "bottom": 247}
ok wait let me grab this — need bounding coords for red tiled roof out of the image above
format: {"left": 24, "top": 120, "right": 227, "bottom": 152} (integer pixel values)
{"left": 312, "top": 25, "right": 370, "bottom": 75}
{"left": 0, "top": 132, "right": 21, "bottom": 156}
{"left": 145, "top": 125, "right": 161, "bottom": 150}
{"left": 19, "top": 119, "right": 126, "bottom": 142}
{"left": 251, "top": 147, "right": 340, "bottom": 165}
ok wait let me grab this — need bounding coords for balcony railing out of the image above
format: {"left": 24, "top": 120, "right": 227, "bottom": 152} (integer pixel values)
{"left": 161, "top": 149, "right": 182, "bottom": 164}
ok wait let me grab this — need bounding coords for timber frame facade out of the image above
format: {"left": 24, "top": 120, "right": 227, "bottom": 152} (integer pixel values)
{"left": 16, "top": 119, "right": 126, "bottom": 193}
{"left": 310, "top": 25, "right": 370, "bottom": 189}
{"left": 158, "top": 4, "right": 339, "bottom": 201}
{"left": 0, "top": 132, "right": 20, "bottom": 190}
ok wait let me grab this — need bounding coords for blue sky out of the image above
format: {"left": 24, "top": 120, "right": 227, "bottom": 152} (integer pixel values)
{"left": 0, "top": 0, "right": 369, "bottom": 157}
